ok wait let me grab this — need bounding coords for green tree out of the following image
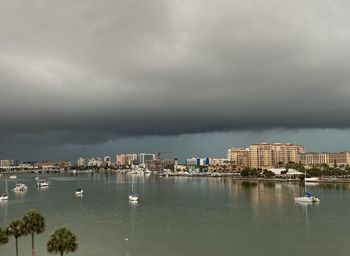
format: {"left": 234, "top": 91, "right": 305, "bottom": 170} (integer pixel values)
{"left": 0, "top": 227, "right": 8, "bottom": 246}
{"left": 240, "top": 168, "right": 250, "bottom": 177}
{"left": 47, "top": 227, "right": 78, "bottom": 256}
{"left": 6, "top": 220, "right": 26, "bottom": 256}
{"left": 23, "top": 210, "right": 46, "bottom": 256}
{"left": 263, "top": 170, "right": 275, "bottom": 178}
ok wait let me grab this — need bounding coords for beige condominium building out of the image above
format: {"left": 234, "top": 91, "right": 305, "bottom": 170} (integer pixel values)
{"left": 249, "top": 143, "right": 304, "bottom": 169}
{"left": 300, "top": 152, "right": 350, "bottom": 167}
{"left": 227, "top": 148, "right": 250, "bottom": 169}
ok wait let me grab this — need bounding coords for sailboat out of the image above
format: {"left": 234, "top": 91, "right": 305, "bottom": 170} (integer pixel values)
{"left": 75, "top": 188, "right": 84, "bottom": 196}
{"left": 0, "top": 179, "right": 9, "bottom": 201}
{"left": 128, "top": 175, "right": 138, "bottom": 202}
{"left": 294, "top": 169, "right": 320, "bottom": 203}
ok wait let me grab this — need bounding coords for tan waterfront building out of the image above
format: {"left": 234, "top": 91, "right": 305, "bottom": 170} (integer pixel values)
{"left": 249, "top": 143, "right": 304, "bottom": 169}
{"left": 227, "top": 148, "right": 250, "bottom": 169}
{"left": 301, "top": 152, "right": 350, "bottom": 167}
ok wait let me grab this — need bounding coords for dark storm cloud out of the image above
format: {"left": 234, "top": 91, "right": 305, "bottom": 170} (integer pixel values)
{"left": 1, "top": 0, "right": 350, "bottom": 149}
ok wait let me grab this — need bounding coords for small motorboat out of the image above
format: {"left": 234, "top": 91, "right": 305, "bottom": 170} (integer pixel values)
{"left": 9, "top": 175, "right": 17, "bottom": 179}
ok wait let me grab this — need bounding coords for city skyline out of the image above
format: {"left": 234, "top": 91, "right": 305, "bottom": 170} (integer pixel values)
{"left": 2, "top": 133, "right": 350, "bottom": 162}
{"left": 1, "top": 1, "right": 350, "bottom": 161}
{"left": 2, "top": 140, "right": 350, "bottom": 166}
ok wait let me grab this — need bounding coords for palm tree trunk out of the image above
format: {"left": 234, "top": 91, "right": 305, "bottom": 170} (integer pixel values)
{"left": 15, "top": 237, "right": 18, "bottom": 256}
{"left": 32, "top": 233, "right": 35, "bottom": 256}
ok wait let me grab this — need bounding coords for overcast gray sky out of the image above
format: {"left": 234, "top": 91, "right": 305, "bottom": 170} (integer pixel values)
{"left": 1, "top": 0, "right": 350, "bottom": 162}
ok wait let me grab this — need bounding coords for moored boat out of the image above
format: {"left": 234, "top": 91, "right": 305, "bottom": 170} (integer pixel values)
{"left": 0, "top": 179, "right": 9, "bottom": 201}
{"left": 295, "top": 170, "right": 320, "bottom": 203}
{"left": 36, "top": 179, "right": 50, "bottom": 187}
{"left": 13, "top": 183, "right": 28, "bottom": 192}
{"left": 75, "top": 188, "right": 84, "bottom": 196}
{"left": 128, "top": 192, "right": 138, "bottom": 201}
{"left": 305, "top": 177, "right": 320, "bottom": 182}
{"left": 128, "top": 175, "right": 138, "bottom": 202}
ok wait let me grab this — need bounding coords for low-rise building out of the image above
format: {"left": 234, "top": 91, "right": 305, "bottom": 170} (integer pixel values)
{"left": 300, "top": 152, "right": 350, "bottom": 167}
{"left": 0, "top": 159, "right": 17, "bottom": 168}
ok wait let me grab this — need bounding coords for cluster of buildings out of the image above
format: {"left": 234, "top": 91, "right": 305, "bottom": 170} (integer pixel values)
{"left": 0, "top": 160, "right": 72, "bottom": 170}
{"left": 116, "top": 153, "right": 156, "bottom": 166}
{"left": 1, "top": 142, "right": 350, "bottom": 172}
{"left": 186, "top": 143, "right": 350, "bottom": 171}
{"left": 82, "top": 156, "right": 112, "bottom": 167}
{"left": 75, "top": 153, "right": 177, "bottom": 172}
{"left": 114, "top": 153, "right": 177, "bottom": 172}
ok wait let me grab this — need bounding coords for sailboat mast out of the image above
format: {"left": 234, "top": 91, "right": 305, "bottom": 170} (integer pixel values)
{"left": 131, "top": 176, "right": 134, "bottom": 193}
{"left": 5, "top": 178, "right": 8, "bottom": 194}
{"left": 304, "top": 168, "right": 307, "bottom": 193}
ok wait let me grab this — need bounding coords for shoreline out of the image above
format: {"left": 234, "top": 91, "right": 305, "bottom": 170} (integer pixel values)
{"left": 2, "top": 169, "right": 350, "bottom": 184}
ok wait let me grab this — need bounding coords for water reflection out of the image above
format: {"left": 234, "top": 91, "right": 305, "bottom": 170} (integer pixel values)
{"left": 0, "top": 200, "right": 8, "bottom": 224}
{"left": 14, "top": 190, "right": 27, "bottom": 199}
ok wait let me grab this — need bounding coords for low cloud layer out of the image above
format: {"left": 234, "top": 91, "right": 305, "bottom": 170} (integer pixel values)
{"left": 1, "top": 0, "right": 350, "bottom": 154}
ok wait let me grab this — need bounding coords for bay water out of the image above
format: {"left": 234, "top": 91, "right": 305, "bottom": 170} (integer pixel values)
{"left": 0, "top": 173, "right": 349, "bottom": 256}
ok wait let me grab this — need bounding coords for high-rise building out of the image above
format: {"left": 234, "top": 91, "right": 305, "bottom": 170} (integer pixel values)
{"left": 249, "top": 143, "right": 304, "bottom": 169}
{"left": 116, "top": 154, "right": 138, "bottom": 166}
{"left": 227, "top": 148, "right": 250, "bottom": 169}
{"left": 272, "top": 143, "right": 304, "bottom": 165}
{"left": 138, "top": 153, "right": 156, "bottom": 165}
{"left": 77, "top": 158, "right": 86, "bottom": 167}
{"left": 186, "top": 157, "right": 209, "bottom": 166}
{"left": 116, "top": 154, "right": 127, "bottom": 166}
{"left": 88, "top": 157, "right": 104, "bottom": 167}
{"left": 126, "top": 154, "right": 138, "bottom": 165}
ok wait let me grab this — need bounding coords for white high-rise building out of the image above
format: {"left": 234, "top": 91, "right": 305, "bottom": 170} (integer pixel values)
{"left": 77, "top": 158, "right": 86, "bottom": 167}
{"left": 138, "top": 153, "right": 156, "bottom": 165}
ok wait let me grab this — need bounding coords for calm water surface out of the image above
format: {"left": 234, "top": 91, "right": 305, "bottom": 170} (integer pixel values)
{"left": 0, "top": 173, "right": 350, "bottom": 256}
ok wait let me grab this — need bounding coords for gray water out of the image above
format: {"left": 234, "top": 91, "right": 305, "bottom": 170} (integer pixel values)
{"left": 0, "top": 173, "right": 350, "bottom": 256}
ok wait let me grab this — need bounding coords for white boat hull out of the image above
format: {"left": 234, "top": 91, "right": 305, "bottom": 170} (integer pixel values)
{"left": 13, "top": 187, "right": 28, "bottom": 192}
{"left": 305, "top": 177, "right": 320, "bottom": 182}
{"left": 0, "top": 195, "right": 8, "bottom": 201}
{"left": 75, "top": 190, "right": 84, "bottom": 196}
{"left": 294, "top": 196, "right": 320, "bottom": 203}
{"left": 128, "top": 195, "right": 138, "bottom": 201}
{"left": 37, "top": 180, "right": 50, "bottom": 187}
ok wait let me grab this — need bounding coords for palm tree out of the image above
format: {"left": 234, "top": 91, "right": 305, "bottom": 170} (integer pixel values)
{"left": 23, "top": 209, "right": 46, "bottom": 256}
{"left": 6, "top": 220, "right": 25, "bottom": 256}
{"left": 0, "top": 227, "right": 8, "bottom": 246}
{"left": 47, "top": 227, "right": 78, "bottom": 256}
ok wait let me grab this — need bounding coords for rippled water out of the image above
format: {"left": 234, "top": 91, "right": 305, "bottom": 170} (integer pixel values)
{"left": 0, "top": 173, "right": 349, "bottom": 256}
